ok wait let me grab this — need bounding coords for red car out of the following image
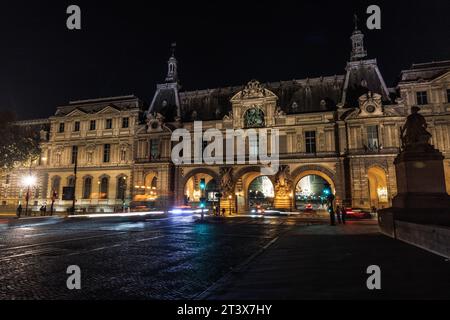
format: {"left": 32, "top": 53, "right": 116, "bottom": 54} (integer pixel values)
{"left": 344, "top": 208, "right": 372, "bottom": 219}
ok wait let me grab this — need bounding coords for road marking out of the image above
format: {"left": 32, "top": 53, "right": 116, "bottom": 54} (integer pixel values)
{"left": 24, "top": 233, "right": 49, "bottom": 238}
{"left": 0, "top": 232, "right": 127, "bottom": 252}
{"left": 136, "top": 236, "right": 165, "bottom": 243}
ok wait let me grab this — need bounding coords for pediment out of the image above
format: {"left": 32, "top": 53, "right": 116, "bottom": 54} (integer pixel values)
{"left": 96, "top": 105, "right": 121, "bottom": 115}
{"left": 230, "top": 80, "right": 278, "bottom": 103}
{"left": 65, "top": 108, "right": 88, "bottom": 118}
{"left": 430, "top": 70, "right": 450, "bottom": 84}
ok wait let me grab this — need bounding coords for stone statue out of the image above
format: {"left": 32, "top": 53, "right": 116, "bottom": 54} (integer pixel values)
{"left": 274, "top": 165, "right": 292, "bottom": 198}
{"left": 220, "top": 167, "right": 234, "bottom": 194}
{"left": 400, "top": 106, "right": 432, "bottom": 149}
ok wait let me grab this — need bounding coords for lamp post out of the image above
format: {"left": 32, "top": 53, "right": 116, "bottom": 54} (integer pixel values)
{"left": 23, "top": 174, "right": 37, "bottom": 217}
{"left": 121, "top": 177, "right": 127, "bottom": 213}
{"left": 228, "top": 195, "right": 232, "bottom": 216}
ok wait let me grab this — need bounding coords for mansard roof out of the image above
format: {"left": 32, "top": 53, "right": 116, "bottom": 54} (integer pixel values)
{"left": 54, "top": 95, "right": 143, "bottom": 117}
{"left": 342, "top": 59, "right": 391, "bottom": 107}
{"left": 177, "top": 75, "right": 345, "bottom": 122}
{"left": 399, "top": 60, "right": 450, "bottom": 84}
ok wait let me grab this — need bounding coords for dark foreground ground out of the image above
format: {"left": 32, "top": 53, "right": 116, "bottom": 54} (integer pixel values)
{"left": 0, "top": 214, "right": 448, "bottom": 300}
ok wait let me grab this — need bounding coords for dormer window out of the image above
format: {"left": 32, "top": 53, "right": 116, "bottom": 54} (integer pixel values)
{"left": 416, "top": 91, "right": 428, "bottom": 105}
{"left": 90, "top": 120, "right": 96, "bottom": 131}
{"left": 106, "top": 119, "right": 113, "bottom": 130}
{"left": 74, "top": 121, "right": 80, "bottom": 132}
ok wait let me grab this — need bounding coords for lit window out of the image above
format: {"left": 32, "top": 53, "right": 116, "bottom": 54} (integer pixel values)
{"left": 150, "top": 139, "right": 160, "bottom": 160}
{"left": 416, "top": 91, "right": 428, "bottom": 105}
{"left": 367, "top": 126, "right": 379, "bottom": 150}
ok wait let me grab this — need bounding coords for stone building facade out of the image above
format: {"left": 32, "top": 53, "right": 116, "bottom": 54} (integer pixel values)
{"left": 1, "top": 25, "right": 449, "bottom": 213}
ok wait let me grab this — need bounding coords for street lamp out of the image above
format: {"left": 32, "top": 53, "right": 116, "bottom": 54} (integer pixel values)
{"left": 228, "top": 195, "right": 232, "bottom": 216}
{"left": 22, "top": 175, "right": 37, "bottom": 217}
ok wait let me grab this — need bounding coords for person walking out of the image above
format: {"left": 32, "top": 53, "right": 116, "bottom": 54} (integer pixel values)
{"left": 341, "top": 206, "right": 347, "bottom": 225}
{"left": 16, "top": 204, "right": 23, "bottom": 219}
{"left": 336, "top": 205, "right": 342, "bottom": 224}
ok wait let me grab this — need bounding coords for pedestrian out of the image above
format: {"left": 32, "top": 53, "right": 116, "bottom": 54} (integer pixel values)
{"left": 16, "top": 204, "right": 22, "bottom": 219}
{"left": 336, "top": 205, "right": 342, "bottom": 224}
{"left": 221, "top": 208, "right": 226, "bottom": 217}
{"left": 341, "top": 206, "right": 347, "bottom": 225}
{"left": 329, "top": 205, "right": 336, "bottom": 226}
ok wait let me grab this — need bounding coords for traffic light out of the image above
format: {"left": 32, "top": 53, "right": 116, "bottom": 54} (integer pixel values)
{"left": 199, "top": 197, "right": 207, "bottom": 209}
{"left": 322, "top": 183, "right": 332, "bottom": 197}
{"left": 200, "top": 179, "right": 206, "bottom": 191}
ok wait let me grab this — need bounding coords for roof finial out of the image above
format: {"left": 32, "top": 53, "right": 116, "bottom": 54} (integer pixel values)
{"left": 354, "top": 14, "right": 359, "bottom": 31}
{"left": 171, "top": 42, "right": 177, "bottom": 57}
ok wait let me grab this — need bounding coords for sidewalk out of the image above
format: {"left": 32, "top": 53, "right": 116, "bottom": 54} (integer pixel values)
{"left": 202, "top": 220, "right": 450, "bottom": 300}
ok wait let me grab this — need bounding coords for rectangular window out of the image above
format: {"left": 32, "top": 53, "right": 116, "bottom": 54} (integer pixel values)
{"left": 447, "top": 89, "right": 450, "bottom": 103}
{"left": 59, "top": 123, "right": 65, "bottom": 133}
{"left": 103, "top": 144, "right": 111, "bottom": 163}
{"left": 305, "top": 131, "right": 316, "bottom": 154}
{"left": 90, "top": 120, "right": 96, "bottom": 131}
{"left": 106, "top": 119, "right": 113, "bottom": 130}
{"left": 71, "top": 146, "right": 79, "bottom": 165}
{"left": 74, "top": 121, "right": 80, "bottom": 132}
{"left": 150, "top": 139, "right": 160, "bottom": 160}
{"left": 416, "top": 91, "right": 428, "bottom": 105}
{"left": 122, "top": 117, "right": 129, "bottom": 128}
{"left": 367, "top": 125, "right": 379, "bottom": 150}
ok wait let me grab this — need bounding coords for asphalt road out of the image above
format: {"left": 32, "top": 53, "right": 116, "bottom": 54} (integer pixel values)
{"left": 0, "top": 214, "right": 306, "bottom": 300}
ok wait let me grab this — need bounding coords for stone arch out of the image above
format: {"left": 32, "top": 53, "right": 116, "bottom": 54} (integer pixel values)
{"left": 177, "top": 168, "right": 220, "bottom": 205}
{"left": 233, "top": 166, "right": 276, "bottom": 213}
{"left": 291, "top": 165, "right": 337, "bottom": 191}
{"left": 291, "top": 165, "right": 338, "bottom": 211}
{"left": 367, "top": 165, "right": 389, "bottom": 209}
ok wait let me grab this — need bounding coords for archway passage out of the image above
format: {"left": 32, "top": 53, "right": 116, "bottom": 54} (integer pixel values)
{"left": 367, "top": 166, "right": 388, "bottom": 209}
{"left": 247, "top": 176, "right": 274, "bottom": 212}
{"left": 295, "top": 174, "right": 333, "bottom": 213}
{"left": 184, "top": 173, "right": 218, "bottom": 208}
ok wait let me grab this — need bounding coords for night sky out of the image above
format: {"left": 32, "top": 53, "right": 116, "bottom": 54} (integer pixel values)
{"left": 0, "top": 0, "right": 449, "bottom": 120}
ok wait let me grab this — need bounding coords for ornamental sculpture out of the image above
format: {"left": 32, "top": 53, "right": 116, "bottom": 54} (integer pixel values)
{"left": 400, "top": 106, "right": 432, "bottom": 150}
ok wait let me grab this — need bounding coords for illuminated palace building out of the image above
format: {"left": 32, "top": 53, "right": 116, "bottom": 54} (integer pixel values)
{"left": 2, "top": 25, "right": 450, "bottom": 214}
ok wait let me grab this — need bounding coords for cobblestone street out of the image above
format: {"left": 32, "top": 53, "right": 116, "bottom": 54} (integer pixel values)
{"left": 0, "top": 215, "right": 449, "bottom": 300}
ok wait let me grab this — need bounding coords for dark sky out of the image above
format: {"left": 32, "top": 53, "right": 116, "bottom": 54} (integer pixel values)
{"left": 0, "top": 0, "right": 449, "bottom": 120}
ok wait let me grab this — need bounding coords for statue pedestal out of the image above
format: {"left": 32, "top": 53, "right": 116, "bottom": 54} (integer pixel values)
{"left": 274, "top": 196, "right": 292, "bottom": 210}
{"left": 392, "top": 145, "right": 450, "bottom": 209}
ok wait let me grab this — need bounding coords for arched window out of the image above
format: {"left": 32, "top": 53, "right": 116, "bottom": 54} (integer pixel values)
{"left": 151, "top": 177, "right": 158, "bottom": 189}
{"left": 83, "top": 177, "right": 93, "bottom": 199}
{"left": 51, "top": 176, "right": 61, "bottom": 199}
{"left": 116, "top": 176, "right": 127, "bottom": 200}
{"left": 67, "top": 176, "right": 75, "bottom": 187}
{"left": 99, "top": 177, "right": 109, "bottom": 200}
